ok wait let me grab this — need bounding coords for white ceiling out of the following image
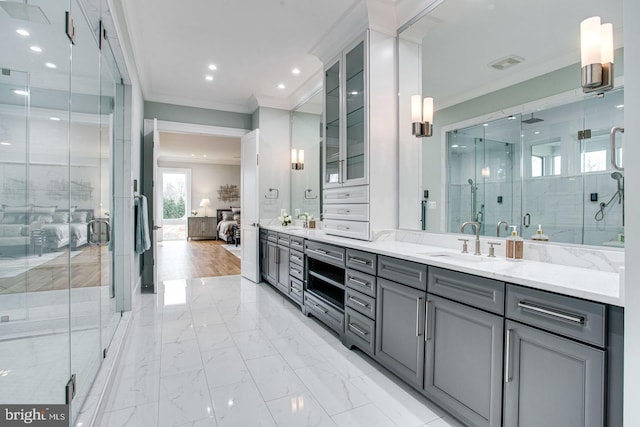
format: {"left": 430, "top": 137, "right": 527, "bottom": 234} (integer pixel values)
{"left": 120, "top": 0, "right": 363, "bottom": 114}
{"left": 158, "top": 132, "right": 241, "bottom": 165}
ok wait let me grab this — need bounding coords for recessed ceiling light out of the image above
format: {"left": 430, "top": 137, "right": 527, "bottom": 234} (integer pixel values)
{"left": 12, "top": 89, "right": 29, "bottom": 96}
{"left": 278, "top": 83, "right": 285, "bottom": 89}
{"left": 203, "top": 154, "right": 207, "bottom": 158}
{"left": 30, "top": 45, "right": 42, "bottom": 53}
{"left": 0, "top": 142, "right": 11, "bottom": 146}
{"left": 351, "top": 91, "right": 358, "bottom": 95}
{"left": 534, "top": 131, "right": 540, "bottom": 135}
{"left": 451, "top": 144, "right": 459, "bottom": 148}
{"left": 507, "top": 115, "right": 516, "bottom": 120}
{"left": 16, "top": 29, "right": 29, "bottom": 36}
{"left": 292, "top": 68, "right": 300, "bottom": 75}
{"left": 191, "top": 154, "right": 195, "bottom": 157}
{"left": 616, "top": 104, "right": 624, "bottom": 109}
{"left": 45, "top": 62, "right": 57, "bottom": 69}
{"left": 208, "top": 64, "right": 217, "bottom": 71}
{"left": 483, "top": 123, "right": 489, "bottom": 127}
{"left": 49, "top": 117, "right": 61, "bottom": 121}
{"left": 205, "top": 75, "right": 213, "bottom": 81}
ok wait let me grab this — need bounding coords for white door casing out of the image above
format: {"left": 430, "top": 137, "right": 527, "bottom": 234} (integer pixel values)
{"left": 241, "top": 129, "right": 260, "bottom": 282}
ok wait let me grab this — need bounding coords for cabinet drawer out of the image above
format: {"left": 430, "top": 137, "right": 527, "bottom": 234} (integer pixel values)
{"left": 305, "top": 240, "right": 345, "bottom": 268}
{"left": 346, "top": 248, "right": 377, "bottom": 275}
{"left": 428, "top": 267, "right": 505, "bottom": 315}
{"left": 267, "top": 230, "right": 278, "bottom": 242}
{"left": 345, "top": 308, "right": 375, "bottom": 356}
{"left": 377, "top": 255, "right": 427, "bottom": 291}
{"left": 277, "top": 233, "right": 290, "bottom": 246}
{"left": 506, "top": 284, "right": 606, "bottom": 347}
{"left": 345, "top": 269, "right": 376, "bottom": 298}
{"left": 289, "top": 249, "right": 304, "bottom": 267}
{"left": 290, "top": 264, "right": 304, "bottom": 281}
{"left": 323, "top": 203, "right": 369, "bottom": 221}
{"left": 323, "top": 185, "right": 369, "bottom": 204}
{"left": 346, "top": 288, "right": 376, "bottom": 319}
{"left": 323, "top": 219, "right": 370, "bottom": 241}
{"left": 289, "top": 277, "right": 304, "bottom": 305}
{"left": 305, "top": 292, "right": 344, "bottom": 335}
{"left": 289, "top": 236, "right": 305, "bottom": 251}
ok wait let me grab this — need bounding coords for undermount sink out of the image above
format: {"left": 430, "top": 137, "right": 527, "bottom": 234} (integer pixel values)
{"left": 417, "top": 251, "right": 487, "bottom": 263}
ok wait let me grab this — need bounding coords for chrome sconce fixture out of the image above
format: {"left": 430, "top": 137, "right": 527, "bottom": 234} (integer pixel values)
{"left": 291, "top": 149, "right": 304, "bottom": 170}
{"left": 411, "top": 95, "right": 433, "bottom": 137}
{"left": 580, "top": 16, "right": 614, "bottom": 93}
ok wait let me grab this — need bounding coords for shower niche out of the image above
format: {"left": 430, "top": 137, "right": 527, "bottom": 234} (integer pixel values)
{"left": 447, "top": 87, "right": 625, "bottom": 246}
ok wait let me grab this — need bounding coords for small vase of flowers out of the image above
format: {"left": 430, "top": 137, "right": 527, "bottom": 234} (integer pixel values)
{"left": 191, "top": 210, "right": 198, "bottom": 216}
{"left": 278, "top": 212, "right": 292, "bottom": 226}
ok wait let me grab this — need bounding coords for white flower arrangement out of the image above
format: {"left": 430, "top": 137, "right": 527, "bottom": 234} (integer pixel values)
{"left": 278, "top": 212, "right": 292, "bottom": 226}
{"left": 191, "top": 210, "right": 198, "bottom": 216}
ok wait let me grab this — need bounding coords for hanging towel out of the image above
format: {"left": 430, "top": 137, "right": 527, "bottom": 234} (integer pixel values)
{"left": 135, "top": 195, "right": 151, "bottom": 254}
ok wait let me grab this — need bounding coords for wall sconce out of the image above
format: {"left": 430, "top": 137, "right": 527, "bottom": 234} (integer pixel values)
{"left": 199, "top": 198, "right": 210, "bottom": 217}
{"left": 291, "top": 149, "right": 304, "bottom": 170}
{"left": 411, "top": 95, "right": 433, "bottom": 137}
{"left": 481, "top": 167, "right": 491, "bottom": 178}
{"left": 580, "top": 16, "right": 614, "bottom": 93}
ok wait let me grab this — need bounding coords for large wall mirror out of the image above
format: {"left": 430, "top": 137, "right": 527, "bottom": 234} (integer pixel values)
{"left": 290, "top": 91, "right": 322, "bottom": 220}
{"left": 398, "top": 0, "right": 625, "bottom": 247}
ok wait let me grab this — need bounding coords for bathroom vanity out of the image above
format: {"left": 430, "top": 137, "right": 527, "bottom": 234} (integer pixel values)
{"left": 259, "top": 225, "right": 623, "bottom": 427}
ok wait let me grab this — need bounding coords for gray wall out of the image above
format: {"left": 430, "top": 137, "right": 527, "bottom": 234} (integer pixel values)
{"left": 144, "top": 101, "right": 252, "bottom": 130}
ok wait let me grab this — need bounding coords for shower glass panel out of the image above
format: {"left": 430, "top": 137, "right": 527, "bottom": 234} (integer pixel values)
{"left": 0, "top": 0, "right": 72, "bottom": 406}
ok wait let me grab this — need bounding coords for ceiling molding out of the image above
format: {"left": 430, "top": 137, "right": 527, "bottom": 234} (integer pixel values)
{"left": 157, "top": 155, "right": 240, "bottom": 166}
{"left": 366, "top": 0, "right": 399, "bottom": 36}
{"left": 145, "top": 93, "right": 253, "bottom": 114}
{"left": 149, "top": 119, "right": 249, "bottom": 137}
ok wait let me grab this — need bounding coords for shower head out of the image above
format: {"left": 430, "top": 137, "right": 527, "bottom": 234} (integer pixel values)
{"left": 0, "top": 1, "right": 50, "bottom": 24}
{"left": 611, "top": 171, "right": 624, "bottom": 192}
{"left": 468, "top": 178, "right": 474, "bottom": 185}
{"left": 522, "top": 113, "right": 544, "bottom": 124}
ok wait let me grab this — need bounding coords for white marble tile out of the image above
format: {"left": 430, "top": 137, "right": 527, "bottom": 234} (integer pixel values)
{"left": 245, "top": 354, "right": 307, "bottom": 402}
{"left": 162, "top": 317, "right": 197, "bottom": 344}
{"left": 270, "top": 335, "right": 327, "bottom": 370}
{"left": 194, "top": 323, "right": 234, "bottom": 352}
{"left": 267, "top": 391, "right": 337, "bottom": 427}
{"left": 209, "top": 380, "right": 276, "bottom": 427}
{"left": 98, "top": 402, "right": 159, "bottom": 427}
{"left": 347, "top": 371, "right": 443, "bottom": 426}
{"left": 221, "top": 311, "right": 261, "bottom": 333}
{"left": 160, "top": 339, "right": 204, "bottom": 376}
{"left": 232, "top": 329, "right": 278, "bottom": 360}
{"left": 158, "top": 369, "right": 215, "bottom": 427}
{"left": 310, "top": 342, "right": 378, "bottom": 379}
{"left": 332, "top": 403, "right": 397, "bottom": 427}
{"left": 201, "top": 346, "right": 251, "bottom": 389}
{"left": 191, "top": 307, "right": 224, "bottom": 328}
{"left": 295, "top": 363, "right": 370, "bottom": 415}
{"left": 101, "top": 358, "right": 160, "bottom": 412}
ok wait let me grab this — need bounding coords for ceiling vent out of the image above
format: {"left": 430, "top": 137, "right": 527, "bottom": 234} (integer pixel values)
{"left": 488, "top": 55, "right": 525, "bottom": 71}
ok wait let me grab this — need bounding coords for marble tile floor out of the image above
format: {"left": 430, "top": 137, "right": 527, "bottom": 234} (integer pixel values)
{"left": 97, "top": 276, "right": 463, "bottom": 427}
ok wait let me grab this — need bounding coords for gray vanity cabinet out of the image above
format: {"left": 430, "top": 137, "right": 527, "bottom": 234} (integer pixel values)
{"left": 276, "top": 244, "right": 290, "bottom": 295}
{"left": 376, "top": 277, "right": 426, "bottom": 388}
{"left": 424, "top": 294, "right": 503, "bottom": 427}
{"left": 266, "top": 241, "right": 278, "bottom": 286}
{"left": 503, "top": 320, "right": 605, "bottom": 427}
{"left": 259, "top": 231, "right": 268, "bottom": 280}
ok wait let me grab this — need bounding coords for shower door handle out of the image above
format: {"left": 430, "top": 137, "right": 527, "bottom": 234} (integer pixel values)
{"left": 610, "top": 127, "right": 624, "bottom": 171}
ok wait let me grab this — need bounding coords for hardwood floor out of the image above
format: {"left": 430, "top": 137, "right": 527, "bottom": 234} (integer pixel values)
{"left": 157, "top": 239, "right": 241, "bottom": 281}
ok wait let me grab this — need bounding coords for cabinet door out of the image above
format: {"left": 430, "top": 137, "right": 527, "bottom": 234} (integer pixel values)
{"left": 375, "top": 277, "right": 425, "bottom": 388}
{"left": 324, "top": 60, "right": 341, "bottom": 188}
{"left": 424, "top": 295, "right": 503, "bottom": 427}
{"left": 266, "top": 242, "right": 278, "bottom": 286}
{"left": 343, "top": 39, "right": 367, "bottom": 187}
{"left": 277, "top": 246, "right": 290, "bottom": 294}
{"left": 503, "top": 320, "right": 605, "bottom": 427}
{"left": 260, "top": 238, "right": 268, "bottom": 279}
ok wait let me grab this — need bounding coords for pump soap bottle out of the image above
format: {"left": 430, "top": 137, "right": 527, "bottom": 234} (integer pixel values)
{"left": 506, "top": 226, "right": 524, "bottom": 260}
{"left": 531, "top": 224, "right": 549, "bottom": 241}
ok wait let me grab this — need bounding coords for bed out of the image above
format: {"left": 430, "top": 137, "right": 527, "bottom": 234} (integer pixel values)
{"left": 41, "top": 209, "right": 93, "bottom": 251}
{"left": 216, "top": 208, "right": 240, "bottom": 243}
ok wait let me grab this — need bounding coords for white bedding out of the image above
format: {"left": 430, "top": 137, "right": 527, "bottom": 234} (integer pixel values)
{"left": 41, "top": 222, "right": 89, "bottom": 249}
{"left": 217, "top": 220, "right": 237, "bottom": 240}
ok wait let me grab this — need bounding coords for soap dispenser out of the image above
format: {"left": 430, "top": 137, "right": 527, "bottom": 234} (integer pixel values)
{"left": 531, "top": 224, "right": 549, "bottom": 242}
{"left": 506, "top": 226, "right": 524, "bottom": 260}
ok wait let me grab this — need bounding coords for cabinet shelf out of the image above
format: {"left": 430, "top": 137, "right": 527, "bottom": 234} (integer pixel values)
{"left": 309, "top": 270, "right": 345, "bottom": 291}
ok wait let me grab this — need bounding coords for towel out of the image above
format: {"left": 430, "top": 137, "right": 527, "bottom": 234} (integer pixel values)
{"left": 135, "top": 195, "right": 151, "bottom": 254}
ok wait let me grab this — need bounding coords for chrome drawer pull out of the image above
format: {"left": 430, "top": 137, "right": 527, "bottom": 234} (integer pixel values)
{"left": 348, "top": 277, "right": 370, "bottom": 288}
{"left": 338, "top": 209, "right": 351, "bottom": 214}
{"left": 424, "top": 300, "right": 431, "bottom": 342}
{"left": 416, "top": 297, "right": 423, "bottom": 337}
{"left": 291, "top": 287, "right": 301, "bottom": 294}
{"left": 291, "top": 268, "right": 302, "bottom": 275}
{"left": 349, "top": 258, "right": 370, "bottom": 265}
{"left": 291, "top": 255, "right": 301, "bottom": 262}
{"left": 311, "top": 302, "right": 327, "bottom": 314}
{"left": 505, "top": 328, "right": 513, "bottom": 383}
{"left": 517, "top": 301, "right": 585, "bottom": 325}
{"left": 309, "top": 248, "right": 328, "bottom": 255}
{"left": 348, "top": 296, "right": 369, "bottom": 308}
{"left": 338, "top": 226, "right": 350, "bottom": 231}
{"left": 349, "top": 323, "right": 368, "bottom": 336}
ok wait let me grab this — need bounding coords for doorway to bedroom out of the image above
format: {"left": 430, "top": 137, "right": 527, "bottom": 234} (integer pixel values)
{"left": 159, "top": 168, "right": 191, "bottom": 241}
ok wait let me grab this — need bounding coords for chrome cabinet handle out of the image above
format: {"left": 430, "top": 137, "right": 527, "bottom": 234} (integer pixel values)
{"left": 349, "top": 258, "right": 369, "bottom": 265}
{"left": 291, "top": 255, "right": 301, "bottom": 262}
{"left": 310, "top": 248, "right": 328, "bottom": 255}
{"left": 349, "top": 323, "right": 368, "bottom": 336}
{"left": 416, "top": 297, "right": 423, "bottom": 337}
{"left": 338, "top": 209, "right": 351, "bottom": 214}
{"left": 312, "top": 302, "right": 327, "bottom": 314}
{"left": 291, "top": 268, "right": 302, "bottom": 275}
{"left": 348, "top": 277, "right": 370, "bottom": 288}
{"left": 291, "top": 287, "right": 301, "bottom": 294}
{"left": 505, "top": 328, "right": 513, "bottom": 383}
{"left": 348, "top": 296, "right": 369, "bottom": 308}
{"left": 517, "top": 301, "right": 585, "bottom": 324}
{"left": 337, "top": 225, "right": 351, "bottom": 231}
{"left": 610, "top": 126, "right": 625, "bottom": 171}
{"left": 424, "top": 300, "right": 431, "bottom": 342}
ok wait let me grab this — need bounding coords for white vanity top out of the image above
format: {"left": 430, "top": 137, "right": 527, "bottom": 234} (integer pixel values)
{"left": 262, "top": 225, "right": 624, "bottom": 307}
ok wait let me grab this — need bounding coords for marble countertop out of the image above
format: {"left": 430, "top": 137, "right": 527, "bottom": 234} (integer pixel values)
{"left": 261, "top": 225, "right": 624, "bottom": 307}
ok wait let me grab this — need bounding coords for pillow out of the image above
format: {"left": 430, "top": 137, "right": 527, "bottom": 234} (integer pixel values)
{"left": 230, "top": 206, "right": 241, "bottom": 214}
{"left": 1, "top": 213, "right": 26, "bottom": 224}
{"left": 71, "top": 211, "right": 88, "bottom": 223}
{"left": 0, "top": 224, "right": 24, "bottom": 237}
{"left": 32, "top": 205, "right": 57, "bottom": 215}
{"left": 2, "top": 205, "right": 30, "bottom": 214}
{"left": 233, "top": 214, "right": 240, "bottom": 221}
{"left": 222, "top": 212, "right": 234, "bottom": 221}
{"left": 35, "top": 214, "right": 54, "bottom": 224}
{"left": 53, "top": 212, "right": 69, "bottom": 223}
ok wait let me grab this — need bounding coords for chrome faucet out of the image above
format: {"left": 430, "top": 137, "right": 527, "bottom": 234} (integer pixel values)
{"left": 497, "top": 221, "right": 509, "bottom": 237}
{"left": 461, "top": 221, "right": 481, "bottom": 255}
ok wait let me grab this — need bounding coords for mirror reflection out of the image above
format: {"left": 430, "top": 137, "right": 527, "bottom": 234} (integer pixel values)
{"left": 398, "top": 0, "right": 624, "bottom": 247}
{"left": 290, "top": 91, "right": 322, "bottom": 221}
